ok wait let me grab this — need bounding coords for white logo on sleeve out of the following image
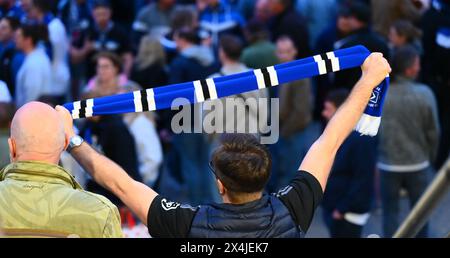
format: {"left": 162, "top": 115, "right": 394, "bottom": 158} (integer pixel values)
{"left": 161, "top": 198, "right": 181, "bottom": 211}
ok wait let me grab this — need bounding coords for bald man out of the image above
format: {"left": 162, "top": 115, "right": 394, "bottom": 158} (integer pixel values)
{"left": 0, "top": 102, "right": 122, "bottom": 238}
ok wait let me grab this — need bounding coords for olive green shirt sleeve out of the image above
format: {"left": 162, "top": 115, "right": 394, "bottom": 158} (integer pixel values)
{"left": 103, "top": 206, "right": 124, "bottom": 238}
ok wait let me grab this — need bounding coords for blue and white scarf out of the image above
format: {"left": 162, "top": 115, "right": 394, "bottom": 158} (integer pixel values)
{"left": 63, "top": 45, "right": 389, "bottom": 137}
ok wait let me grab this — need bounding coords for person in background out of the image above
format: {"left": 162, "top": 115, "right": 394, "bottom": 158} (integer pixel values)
{"left": 321, "top": 88, "right": 377, "bottom": 238}
{"left": 158, "top": 6, "right": 199, "bottom": 64}
{"left": 84, "top": 51, "right": 138, "bottom": 95}
{"left": 421, "top": 0, "right": 450, "bottom": 170}
{"left": 240, "top": 19, "right": 277, "bottom": 69}
{"left": 162, "top": 26, "right": 216, "bottom": 205}
{"left": 81, "top": 0, "right": 133, "bottom": 78}
{"left": 379, "top": 45, "right": 439, "bottom": 238}
{"left": 87, "top": 51, "right": 164, "bottom": 189}
{"left": 371, "top": 0, "right": 423, "bottom": 39}
{"left": 15, "top": 23, "right": 52, "bottom": 107}
{"left": 58, "top": 0, "right": 94, "bottom": 100}
{"left": 130, "top": 35, "right": 168, "bottom": 90}
{"left": 388, "top": 19, "right": 422, "bottom": 52}
{"left": 0, "top": 0, "right": 24, "bottom": 20}
{"left": 333, "top": 0, "right": 390, "bottom": 90}
{"left": 0, "top": 16, "right": 24, "bottom": 97}
{"left": 266, "top": 0, "right": 310, "bottom": 58}
{"left": 58, "top": 0, "right": 93, "bottom": 36}
{"left": 0, "top": 80, "right": 13, "bottom": 169}
{"left": 80, "top": 90, "right": 142, "bottom": 210}
{"left": 0, "top": 101, "right": 122, "bottom": 237}
{"left": 28, "top": 0, "right": 70, "bottom": 104}
{"left": 197, "top": 0, "right": 245, "bottom": 51}
{"left": 208, "top": 34, "right": 268, "bottom": 137}
{"left": 132, "top": 0, "right": 177, "bottom": 43}
{"left": 270, "top": 35, "right": 319, "bottom": 192}
{"left": 296, "top": 0, "right": 337, "bottom": 48}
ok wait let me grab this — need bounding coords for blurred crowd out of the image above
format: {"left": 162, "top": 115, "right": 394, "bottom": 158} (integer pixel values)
{"left": 0, "top": 0, "right": 449, "bottom": 237}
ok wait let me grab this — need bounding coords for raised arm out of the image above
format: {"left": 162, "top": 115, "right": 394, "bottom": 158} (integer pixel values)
{"left": 299, "top": 53, "right": 391, "bottom": 191}
{"left": 55, "top": 106, "right": 157, "bottom": 225}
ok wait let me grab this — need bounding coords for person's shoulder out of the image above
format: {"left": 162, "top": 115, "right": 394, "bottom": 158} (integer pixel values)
{"left": 48, "top": 17, "right": 66, "bottom": 31}
{"left": 413, "top": 83, "right": 437, "bottom": 101}
{"left": 138, "top": 4, "right": 156, "bottom": 16}
{"left": 72, "top": 189, "right": 120, "bottom": 216}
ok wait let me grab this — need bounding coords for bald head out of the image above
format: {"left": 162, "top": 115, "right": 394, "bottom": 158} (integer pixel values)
{"left": 9, "top": 102, "right": 66, "bottom": 163}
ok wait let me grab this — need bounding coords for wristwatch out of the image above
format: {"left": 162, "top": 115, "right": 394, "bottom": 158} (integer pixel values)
{"left": 67, "top": 135, "right": 84, "bottom": 153}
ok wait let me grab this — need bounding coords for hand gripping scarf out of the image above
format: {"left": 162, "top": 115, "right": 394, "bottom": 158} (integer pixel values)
{"left": 63, "top": 45, "right": 389, "bottom": 137}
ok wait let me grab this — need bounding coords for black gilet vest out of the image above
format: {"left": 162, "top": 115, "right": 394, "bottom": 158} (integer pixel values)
{"left": 188, "top": 195, "right": 304, "bottom": 238}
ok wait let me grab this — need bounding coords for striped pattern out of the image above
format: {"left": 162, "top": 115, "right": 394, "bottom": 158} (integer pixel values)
{"left": 254, "top": 66, "right": 279, "bottom": 89}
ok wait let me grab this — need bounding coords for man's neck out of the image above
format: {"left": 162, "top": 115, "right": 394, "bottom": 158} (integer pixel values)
{"left": 222, "top": 192, "right": 263, "bottom": 204}
{"left": 98, "top": 22, "right": 111, "bottom": 31}
{"left": 222, "top": 59, "right": 240, "bottom": 67}
{"left": 158, "top": 2, "right": 171, "bottom": 11}
{"left": 15, "top": 155, "right": 59, "bottom": 166}
{"left": 23, "top": 45, "right": 35, "bottom": 55}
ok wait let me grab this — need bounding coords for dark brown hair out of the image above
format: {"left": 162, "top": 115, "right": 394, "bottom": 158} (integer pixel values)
{"left": 325, "top": 88, "right": 350, "bottom": 108}
{"left": 93, "top": 51, "right": 123, "bottom": 73}
{"left": 391, "top": 45, "right": 420, "bottom": 79}
{"left": 219, "top": 34, "right": 243, "bottom": 61}
{"left": 391, "top": 20, "right": 422, "bottom": 44}
{"left": 212, "top": 134, "right": 272, "bottom": 194}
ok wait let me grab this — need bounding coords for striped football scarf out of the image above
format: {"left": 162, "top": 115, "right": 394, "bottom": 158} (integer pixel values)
{"left": 63, "top": 45, "right": 389, "bottom": 136}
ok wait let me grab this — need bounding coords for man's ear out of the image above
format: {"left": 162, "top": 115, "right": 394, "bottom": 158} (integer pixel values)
{"left": 217, "top": 179, "right": 226, "bottom": 196}
{"left": 64, "top": 134, "right": 69, "bottom": 151}
{"left": 8, "top": 138, "right": 16, "bottom": 162}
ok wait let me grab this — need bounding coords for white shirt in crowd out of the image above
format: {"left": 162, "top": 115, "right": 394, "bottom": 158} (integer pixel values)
{"left": 15, "top": 46, "right": 52, "bottom": 107}
{"left": 124, "top": 113, "right": 163, "bottom": 187}
{"left": 0, "top": 81, "right": 11, "bottom": 103}
{"left": 48, "top": 17, "right": 70, "bottom": 97}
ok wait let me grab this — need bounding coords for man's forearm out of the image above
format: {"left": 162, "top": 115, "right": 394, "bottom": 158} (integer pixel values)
{"left": 323, "top": 78, "right": 375, "bottom": 151}
{"left": 70, "top": 142, "right": 134, "bottom": 198}
{"left": 299, "top": 77, "right": 380, "bottom": 191}
{"left": 70, "top": 141, "right": 158, "bottom": 224}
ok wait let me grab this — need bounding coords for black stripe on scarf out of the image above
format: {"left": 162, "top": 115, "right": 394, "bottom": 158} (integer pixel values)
{"left": 200, "top": 80, "right": 211, "bottom": 100}
{"left": 260, "top": 68, "right": 272, "bottom": 88}
{"left": 79, "top": 100, "right": 86, "bottom": 118}
{"left": 141, "top": 90, "right": 149, "bottom": 111}
{"left": 320, "top": 54, "right": 333, "bottom": 73}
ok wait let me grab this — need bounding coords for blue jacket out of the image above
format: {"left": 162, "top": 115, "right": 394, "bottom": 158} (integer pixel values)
{"left": 322, "top": 132, "right": 377, "bottom": 213}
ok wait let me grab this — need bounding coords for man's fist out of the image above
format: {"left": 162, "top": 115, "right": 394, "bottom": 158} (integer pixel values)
{"left": 361, "top": 53, "right": 391, "bottom": 88}
{"left": 55, "top": 105, "right": 76, "bottom": 140}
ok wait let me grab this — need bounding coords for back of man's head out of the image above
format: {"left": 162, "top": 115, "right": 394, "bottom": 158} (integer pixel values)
{"left": 338, "top": 0, "right": 371, "bottom": 25}
{"left": 219, "top": 34, "right": 243, "bottom": 62}
{"left": 391, "top": 45, "right": 420, "bottom": 79}
{"left": 174, "top": 26, "right": 201, "bottom": 45}
{"left": 212, "top": 134, "right": 272, "bottom": 196}
{"left": 31, "top": 0, "right": 52, "bottom": 13}
{"left": 19, "top": 23, "right": 49, "bottom": 47}
{"left": 244, "top": 19, "right": 269, "bottom": 44}
{"left": 9, "top": 102, "right": 66, "bottom": 163}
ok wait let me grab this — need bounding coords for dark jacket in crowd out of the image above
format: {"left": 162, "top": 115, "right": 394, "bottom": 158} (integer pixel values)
{"left": 322, "top": 132, "right": 377, "bottom": 214}
{"left": 82, "top": 115, "right": 141, "bottom": 207}
{"left": 421, "top": 0, "right": 450, "bottom": 169}
{"left": 269, "top": 8, "right": 311, "bottom": 58}
{"left": 333, "top": 27, "right": 390, "bottom": 90}
{"left": 0, "top": 42, "right": 24, "bottom": 97}
{"left": 130, "top": 62, "right": 168, "bottom": 89}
